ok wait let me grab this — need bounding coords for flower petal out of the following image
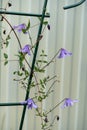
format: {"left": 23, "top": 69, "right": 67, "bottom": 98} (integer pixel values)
{"left": 20, "top": 44, "right": 31, "bottom": 55}
{"left": 61, "top": 98, "right": 78, "bottom": 109}
{"left": 58, "top": 48, "right": 72, "bottom": 59}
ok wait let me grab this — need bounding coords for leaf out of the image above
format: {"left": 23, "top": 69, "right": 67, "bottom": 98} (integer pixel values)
{"left": 24, "top": 69, "right": 29, "bottom": 78}
{"left": 4, "top": 53, "right": 8, "bottom": 59}
{"left": 40, "top": 54, "right": 47, "bottom": 57}
{"left": 39, "top": 91, "right": 45, "bottom": 94}
{"left": 37, "top": 60, "right": 47, "bottom": 64}
{"left": 13, "top": 71, "right": 23, "bottom": 76}
{"left": 5, "top": 41, "right": 9, "bottom": 47}
{"left": 13, "top": 71, "right": 17, "bottom": 75}
{"left": 38, "top": 18, "right": 48, "bottom": 25}
{"left": 34, "top": 66, "right": 45, "bottom": 73}
{"left": 5, "top": 35, "right": 11, "bottom": 47}
{"left": 40, "top": 50, "right": 47, "bottom": 57}
{"left": 43, "top": 21, "right": 48, "bottom": 25}
{"left": 38, "top": 96, "right": 43, "bottom": 102}
{"left": 6, "top": 35, "right": 10, "bottom": 40}
{"left": 22, "top": 19, "right": 30, "bottom": 33}
{"left": 40, "top": 79, "right": 45, "bottom": 88}
{"left": 4, "top": 60, "right": 8, "bottom": 65}
{"left": 26, "top": 19, "right": 30, "bottom": 30}
{"left": 17, "top": 53, "right": 25, "bottom": 68}
{"left": 17, "top": 71, "right": 23, "bottom": 76}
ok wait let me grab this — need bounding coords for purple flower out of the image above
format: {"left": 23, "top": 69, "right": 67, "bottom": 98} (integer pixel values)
{"left": 58, "top": 48, "right": 72, "bottom": 58}
{"left": 20, "top": 44, "right": 31, "bottom": 55}
{"left": 13, "top": 23, "right": 26, "bottom": 33}
{"left": 21, "top": 98, "right": 38, "bottom": 109}
{"left": 61, "top": 98, "right": 78, "bottom": 108}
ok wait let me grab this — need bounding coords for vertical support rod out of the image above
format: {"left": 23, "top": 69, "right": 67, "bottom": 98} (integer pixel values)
{"left": 0, "top": 0, "right": 3, "bottom": 99}
{"left": 19, "top": 0, "right": 48, "bottom": 130}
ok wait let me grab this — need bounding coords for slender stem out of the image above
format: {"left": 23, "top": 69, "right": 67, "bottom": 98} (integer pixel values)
{"left": 41, "top": 49, "right": 60, "bottom": 70}
{"left": 19, "top": 0, "right": 49, "bottom": 130}
{"left": 1, "top": 14, "right": 22, "bottom": 48}
{"left": 46, "top": 98, "right": 66, "bottom": 115}
{"left": 1, "top": 59, "right": 18, "bottom": 62}
{"left": 44, "top": 115, "right": 58, "bottom": 130}
{"left": 46, "top": 80, "right": 58, "bottom": 95}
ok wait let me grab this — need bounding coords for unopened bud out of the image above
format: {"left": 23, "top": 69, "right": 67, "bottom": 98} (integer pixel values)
{"left": 44, "top": 116, "right": 48, "bottom": 123}
{"left": 57, "top": 116, "right": 59, "bottom": 121}
{"left": 8, "top": 2, "right": 12, "bottom": 7}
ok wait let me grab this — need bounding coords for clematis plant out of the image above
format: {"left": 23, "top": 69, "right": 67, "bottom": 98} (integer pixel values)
{"left": 0, "top": 1, "right": 78, "bottom": 130}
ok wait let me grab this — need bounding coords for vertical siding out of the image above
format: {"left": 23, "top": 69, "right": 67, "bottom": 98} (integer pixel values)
{"left": 0, "top": 0, "right": 87, "bottom": 130}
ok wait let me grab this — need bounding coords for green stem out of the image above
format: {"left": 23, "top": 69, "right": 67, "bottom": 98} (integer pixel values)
{"left": 41, "top": 49, "right": 60, "bottom": 70}
{"left": 46, "top": 98, "right": 66, "bottom": 115}
{"left": 19, "top": 0, "right": 49, "bottom": 130}
{"left": 1, "top": 14, "right": 22, "bottom": 48}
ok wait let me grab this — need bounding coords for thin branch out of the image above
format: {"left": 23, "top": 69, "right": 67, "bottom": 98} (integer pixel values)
{"left": 41, "top": 49, "right": 60, "bottom": 69}
{"left": 46, "top": 98, "right": 66, "bottom": 115}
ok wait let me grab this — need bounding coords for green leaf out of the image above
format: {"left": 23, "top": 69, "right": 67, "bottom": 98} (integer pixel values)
{"left": 17, "top": 52, "right": 25, "bottom": 68}
{"left": 38, "top": 17, "right": 48, "bottom": 25}
{"left": 13, "top": 71, "right": 23, "bottom": 76}
{"left": 17, "top": 71, "right": 23, "bottom": 76}
{"left": 26, "top": 19, "right": 30, "bottom": 30}
{"left": 4, "top": 53, "right": 8, "bottom": 59}
{"left": 40, "top": 50, "right": 47, "bottom": 57}
{"left": 22, "top": 20, "right": 30, "bottom": 33}
{"left": 43, "top": 21, "right": 48, "bottom": 25}
{"left": 34, "top": 66, "right": 45, "bottom": 73}
{"left": 37, "top": 60, "right": 47, "bottom": 64}
{"left": 24, "top": 69, "right": 29, "bottom": 76}
{"left": 6, "top": 35, "right": 10, "bottom": 40}
{"left": 4, "top": 60, "right": 8, "bottom": 65}
{"left": 13, "top": 71, "right": 17, "bottom": 75}
{"left": 38, "top": 96, "right": 43, "bottom": 102}
{"left": 40, "top": 79, "right": 45, "bottom": 88}
{"left": 5, "top": 35, "right": 11, "bottom": 47}
{"left": 40, "top": 54, "right": 47, "bottom": 57}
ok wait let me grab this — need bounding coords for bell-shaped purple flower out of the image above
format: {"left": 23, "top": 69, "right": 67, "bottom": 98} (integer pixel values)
{"left": 58, "top": 48, "right": 72, "bottom": 58}
{"left": 61, "top": 98, "right": 78, "bottom": 108}
{"left": 21, "top": 98, "right": 38, "bottom": 109}
{"left": 20, "top": 44, "right": 31, "bottom": 55}
{"left": 13, "top": 23, "right": 26, "bottom": 33}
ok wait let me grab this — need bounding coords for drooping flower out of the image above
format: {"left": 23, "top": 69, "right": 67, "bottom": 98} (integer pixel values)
{"left": 61, "top": 98, "right": 78, "bottom": 108}
{"left": 21, "top": 98, "right": 38, "bottom": 109}
{"left": 20, "top": 44, "right": 31, "bottom": 55}
{"left": 58, "top": 48, "right": 72, "bottom": 58}
{"left": 13, "top": 23, "right": 26, "bottom": 33}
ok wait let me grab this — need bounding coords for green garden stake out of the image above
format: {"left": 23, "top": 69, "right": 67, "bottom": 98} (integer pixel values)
{"left": 63, "top": 0, "right": 86, "bottom": 9}
{"left": 19, "top": 0, "right": 48, "bottom": 130}
{"left": 0, "top": 10, "right": 50, "bottom": 17}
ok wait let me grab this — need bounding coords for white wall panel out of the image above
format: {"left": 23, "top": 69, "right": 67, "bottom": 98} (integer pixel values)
{"left": 0, "top": 0, "right": 87, "bottom": 130}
